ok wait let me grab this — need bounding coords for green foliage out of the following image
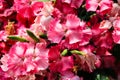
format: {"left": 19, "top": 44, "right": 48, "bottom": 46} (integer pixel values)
{"left": 26, "top": 30, "right": 40, "bottom": 43}
{"left": 95, "top": 74, "right": 109, "bottom": 80}
{"left": 78, "top": 5, "right": 95, "bottom": 21}
{"left": 61, "top": 49, "right": 68, "bottom": 56}
{"left": 8, "top": 35, "right": 29, "bottom": 42}
{"left": 39, "top": 33, "right": 48, "bottom": 39}
{"left": 70, "top": 50, "right": 86, "bottom": 55}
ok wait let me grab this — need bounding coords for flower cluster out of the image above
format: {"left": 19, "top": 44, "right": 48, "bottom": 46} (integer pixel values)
{"left": 0, "top": 0, "right": 120, "bottom": 80}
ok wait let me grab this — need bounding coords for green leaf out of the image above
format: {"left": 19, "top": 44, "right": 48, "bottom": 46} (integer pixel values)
{"left": 70, "top": 50, "right": 86, "bottom": 55}
{"left": 95, "top": 74, "right": 110, "bottom": 80}
{"left": 78, "top": 6, "right": 95, "bottom": 21}
{"left": 39, "top": 33, "right": 48, "bottom": 39}
{"left": 8, "top": 35, "right": 29, "bottom": 42}
{"left": 26, "top": 30, "right": 40, "bottom": 43}
{"left": 61, "top": 49, "right": 68, "bottom": 56}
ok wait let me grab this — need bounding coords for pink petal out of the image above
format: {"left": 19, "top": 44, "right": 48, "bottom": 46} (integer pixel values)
{"left": 9, "top": 42, "right": 27, "bottom": 57}
{"left": 113, "top": 18, "right": 120, "bottom": 30}
{"left": 26, "top": 63, "right": 35, "bottom": 72}
{"left": 66, "top": 30, "right": 82, "bottom": 44}
{"left": 61, "top": 56, "right": 74, "bottom": 72}
{"left": 61, "top": 70, "right": 80, "bottom": 80}
{"left": 99, "top": 0, "right": 113, "bottom": 15}
{"left": 86, "top": 0, "right": 98, "bottom": 11}
{"left": 35, "top": 43, "right": 49, "bottom": 57}
{"left": 99, "top": 20, "right": 112, "bottom": 30}
{"left": 48, "top": 46, "right": 60, "bottom": 61}
{"left": 66, "top": 28, "right": 92, "bottom": 44}
{"left": 34, "top": 43, "right": 49, "bottom": 70}
{"left": 62, "top": 0, "right": 71, "bottom": 4}
{"left": 71, "top": 0, "right": 84, "bottom": 8}
{"left": 31, "top": 1, "right": 43, "bottom": 16}
{"left": 25, "top": 43, "right": 34, "bottom": 56}
{"left": 66, "top": 14, "right": 80, "bottom": 29}
{"left": 112, "top": 30, "right": 120, "bottom": 44}
{"left": 48, "top": 19, "right": 65, "bottom": 43}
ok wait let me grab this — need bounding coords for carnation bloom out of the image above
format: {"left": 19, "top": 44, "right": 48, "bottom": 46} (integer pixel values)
{"left": 91, "top": 20, "right": 113, "bottom": 49}
{"left": 0, "top": 0, "right": 119, "bottom": 79}
{"left": 32, "top": 15, "right": 53, "bottom": 31}
{"left": 40, "top": 2, "right": 54, "bottom": 16}
{"left": 60, "top": 39, "right": 80, "bottom": 50}
{"left": 49, "top": 56, "right": 74, "bottom": 73}
{"left": 0, "top": 31, "right": 7, "bottom": 41}
{"left": 0, "top": 0, "right": 13, "bottom": 14}
{"left": 60, "top": 70, "right": 80, "bottom": 80}
{"left": 108, "top": 3, "right": 120, "bottom": 17}
{"left": 16, "top": 6, "right": 35, "bottom": 27}
{"left": 73, "top": 45, "right": 97, "bottom": 72}
{"left": 66, "top": 28, "right": 92, "bottom": 45}
{"left": 65, "top": 14, "right": 92, "bottom": 45}
{"left": 86, "top": 0, "right": 113, "bottom": 15}
{"left": 91, "top": 20, "right": 112, "bottom": 37}
{"left": 31, "top": 1, "right": 44, "bottom": 16}
{"left": 0, "top": 67, "right": 12, "bottom": 80}
{"left": 47, "top": 19, "right": 65, "bottom": 43}
{"left": 65, "top": 14, "right": 81, "bottom": 29}
{"left": 48, "top": 45, "right": 60, "bottom": 61}
{"left": 93, "top": 31, "right": 114, "bottom": 49}
{"left": 112, "top": 18, "right": 120, "bottom": 44}
{"left": 0, "top": 0, "right": 5, "bottom": 13}
{"left": 99, "top": 20, "right": 112, "bottom": 30}
{"left": 52, "top": 8, "right": 62, "bottom": 18}
{"left": 0, "top": 42, "right": 49, "bottom": 77}
{"left": 55, "top": 0, "right": 77, "bottom": 14}
{"left": 74, "top": 53, "right": 97, "bottom": 72}
{"left": 113, "top": 18, "right": 120, "bottom": 30}
{"left": 13, "top": 0, "right": 31, "bottom": 11}
{"left": 112, "top": 30, "right": 120, "bottom": 44}
{"left": 62, "top": 0, "right": 84, "bottom": 8}
{"left": 0, "top": 41, "right": 11, "bottom": 54}
{"left": 15, "top": 75, "right": 35, "bottom": 80}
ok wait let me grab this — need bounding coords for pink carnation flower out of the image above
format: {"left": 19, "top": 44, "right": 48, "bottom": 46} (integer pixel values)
{"left": 108, "top": 3, "right": 120, "bottom": 17}
{"left": 55, "top": 0, "right": 77, "bottom": 15}
{"left": 65, "top": 14, "right": 92, "bottom": 44}
{"left": 86, "top": 0, "right": 113, "bottom": 15}
{"left": 16, "top": 6, "right": 35, "bottom": 27}
{"left": 113, "top": 18, "right": 120, "bottom": 30}
{"left": 47, "top": 19, "right": 65, "bottom": 43}
{"left": 13, "top": 0, "right": 31, "bottom": 13}
{"left": 0, "top": 42, "right": 49, "bottom": 77}
{"left": 31, "top": 1, "right": 43, "bottom": 16}
{"left": 0, "top": 67, "right": 12, "bottom": 80}
{"left": 93, "top": 31, "right": 114, "bottom": 49}
{"left": 61, "top": 70, "right": 80, "bottom": 80}
{"left": 74, "top": 51, "right": 97, "bottom": 72}
{"left": 112, "top": 18, "right": 120, "bottom": 44}
{"left": 49, "top": 56, "right": 74, "bottom": 73}
{"left": 65, "top": 14, "right": 81, "bottom": 29}
{"left": 32, "top": 15, "right": 53, "bottom": 31}
{"left": 62, "top": 0, "right": 84, "bottom": 8}
{"left": 112, "top": 30, "right": 120, "bottom": 44}
{"left": 48, "top": 45, "right": 60, "bottom": 61}
{"left": 0, "top": 31, "right": 7, "bottom": 41}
